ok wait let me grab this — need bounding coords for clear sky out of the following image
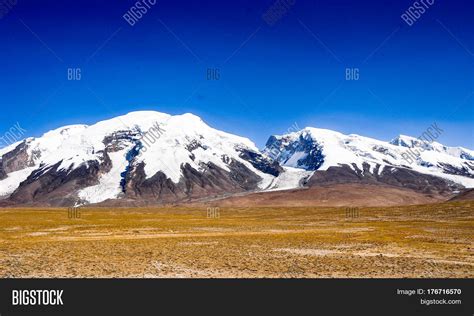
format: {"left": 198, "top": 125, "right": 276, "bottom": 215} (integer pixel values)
{"left": 0, "top": 0, "right": 473, "bottom": 148}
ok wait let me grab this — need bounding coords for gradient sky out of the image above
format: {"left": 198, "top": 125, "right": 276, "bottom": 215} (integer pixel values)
{"left": 0, "top": 0, "right": 473, "bottom": 148}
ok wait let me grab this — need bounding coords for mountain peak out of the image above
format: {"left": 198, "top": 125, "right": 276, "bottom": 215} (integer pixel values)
{"left": 389, "top": 134, "right": 417, "bottom": 147}
{"left": 0, "top": 110, "right": 284, "bottom": 205}
{"left": 42, "top": 124, "right": 89, "bottom": 138}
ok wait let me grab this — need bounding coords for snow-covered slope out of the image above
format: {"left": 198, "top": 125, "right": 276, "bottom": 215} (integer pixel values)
{"left": 0, "top": 167, "right": 36, "bottom": 197}
{"left": 263, "top": 127, "right": 474, "bottom": 188}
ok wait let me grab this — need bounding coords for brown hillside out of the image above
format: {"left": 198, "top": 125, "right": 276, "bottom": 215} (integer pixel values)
{"left": 200, "top": 184, "right": 446, "bottom": 207}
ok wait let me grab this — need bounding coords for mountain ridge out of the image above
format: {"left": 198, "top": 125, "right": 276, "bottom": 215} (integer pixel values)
{"left": 0, "top": 111, "right": 473, "bottom": 206}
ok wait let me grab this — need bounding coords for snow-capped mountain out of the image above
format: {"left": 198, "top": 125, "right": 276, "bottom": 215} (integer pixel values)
{"left": 0, "top": 111, "right": 294, "bottom": 206}
{"left": 263, "top": 127, "right": 474, "bottom": 192}
{"left": 1, "top": 113, "right": 473, "bottom": 206}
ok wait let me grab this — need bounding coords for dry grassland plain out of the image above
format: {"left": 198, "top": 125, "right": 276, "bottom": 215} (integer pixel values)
{"left": 0, "top": 201, "right": 473, "bottom": 278}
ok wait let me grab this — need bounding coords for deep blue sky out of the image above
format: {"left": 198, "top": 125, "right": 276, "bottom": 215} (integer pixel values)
{"left": 0, "top": 0, "right": 473, "bottom": 148}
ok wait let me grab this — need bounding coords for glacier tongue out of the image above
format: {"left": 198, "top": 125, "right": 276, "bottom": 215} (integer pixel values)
{"left": 264, "top": 167, "right": 314, "bottom": 191}
{"left": 77, "top": 150, "right": 130, "bottom": 204}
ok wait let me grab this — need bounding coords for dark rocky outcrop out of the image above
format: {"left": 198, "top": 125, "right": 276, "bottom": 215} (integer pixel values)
{"left": 438, "top": 162, "right": 474, "bottom": 178}
{"left": 122, "top": 160, "right": 263, "bottom": 204}
{"left": 264, "top": 134, "right": 324, "bottom": 170}
{"left": 9, "top": 160, "right": 102, "bottom": 206}
{"left": 0, "top": 160, "right": 7, "bottom": 180}
{"left": 1, "top": 141, "right": 34, "bottom": 174}
{"left": 237, "top": 148, "right": 283, "bottom": 177}
{"left": 307, "top": 163, "right": 463, "bottom": 197}
{"left": 8, "top": 150, "right": 113, "bottom": 207}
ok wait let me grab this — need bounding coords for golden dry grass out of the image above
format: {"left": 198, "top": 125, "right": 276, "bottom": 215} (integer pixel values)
{"left": 0, "top": 201, "right": 473, "bottom": 278}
